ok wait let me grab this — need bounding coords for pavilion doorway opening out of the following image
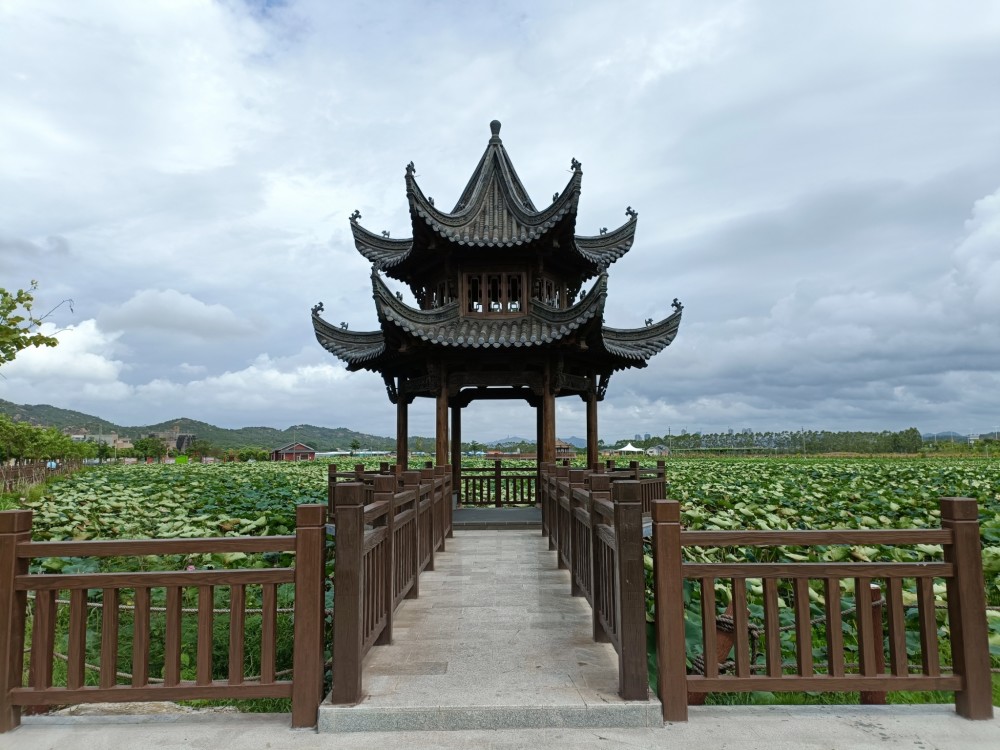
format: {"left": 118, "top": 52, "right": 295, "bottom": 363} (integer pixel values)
{"left": 451, "top": 390, "right": 540, "bottom": 508}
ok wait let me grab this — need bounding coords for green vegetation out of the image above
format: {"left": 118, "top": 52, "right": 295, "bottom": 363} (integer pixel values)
{"left": 0, "top": 414, "right": 96, "bottom": 463}
{"left": 0, "top": 281, "right": 59, "bottom": 366}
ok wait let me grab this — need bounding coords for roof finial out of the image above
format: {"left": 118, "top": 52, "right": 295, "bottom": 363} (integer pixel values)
{"left": 626, "top": 206, "right": 638, "bottom": 220}
{"left": 672, "top": 298, "right": 684, "bottom": 313}
{"left": 490, "top": 120, "right": 501, "bottom": 137}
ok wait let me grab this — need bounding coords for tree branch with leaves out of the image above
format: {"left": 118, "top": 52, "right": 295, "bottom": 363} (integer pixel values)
{"left": 0, "top": 281, "right": 62, "bottom": 366}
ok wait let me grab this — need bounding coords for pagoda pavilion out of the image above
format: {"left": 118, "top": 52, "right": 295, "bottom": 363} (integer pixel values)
{"left": 313, "top": 121, "right": 682, "bottom": 487}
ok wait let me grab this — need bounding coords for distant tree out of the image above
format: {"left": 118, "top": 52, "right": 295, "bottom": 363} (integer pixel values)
{"left": 133, "top": 437, "right": 167, "bottom": 462}
{"left": 188, "top": 439, "right": 219, "bottom": 461}
{"left": 350, "top": 438, "right": 361, "bottom": 455}
{"left": 0, "top": 281, "right": 61, "bottom": 366}
{"left": 96, "top": 441, "right": 113, "bottom": 463}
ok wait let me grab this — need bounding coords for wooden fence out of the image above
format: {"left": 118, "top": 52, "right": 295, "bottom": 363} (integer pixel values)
{"left": 0, "top": 461, "right": 453, "bottom": 731}
{"left": 538, "top": 464, "right": 649, "bottom": 699}
{"left": 0, "top": 504, "right": 327, "bottom": 732}
{"left": 649, "top": 496, "right": 994, "bottom": 722}
{"left": 1, "top": 462, "right": 81, "bottom": 494}
{"left": 460, "top": 460, "right": 536, "bottom": 506}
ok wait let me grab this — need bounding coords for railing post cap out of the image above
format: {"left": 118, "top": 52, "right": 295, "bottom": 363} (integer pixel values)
{"left": 296, "top": 503, "right": 326, "bottom": 526}
{"left": 939, "top": 497, "right": 980, "bottom": 521}
{"left": 334, "top": 481, "right": 365, "bottom": 507}
{"left": 613, "top": 479, "right": 641, "bottom": 503}
{"left": 327, "top": 464, "right": 337, "bottom": 479}
{"left": 374, "top": 475, "right": 397, "bottom": 492}
{"left": 0, "top": 508, "right": 33, "bottom": 533}
{"left": 651, "top": 499, "right": 680, "bottom": 523}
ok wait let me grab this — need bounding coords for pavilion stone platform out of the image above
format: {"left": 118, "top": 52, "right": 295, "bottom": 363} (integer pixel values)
{"left": 317, "top": 529, "right": 661, "bottom": 732}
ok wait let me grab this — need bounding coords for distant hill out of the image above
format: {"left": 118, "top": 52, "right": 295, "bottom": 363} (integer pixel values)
{"left": 0, "top": 399, "right": 430, "bottom": 452}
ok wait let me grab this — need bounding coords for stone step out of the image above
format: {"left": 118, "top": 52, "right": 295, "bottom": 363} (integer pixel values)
{"left": 318, "top": 700, "right": 661, "bottom": 732}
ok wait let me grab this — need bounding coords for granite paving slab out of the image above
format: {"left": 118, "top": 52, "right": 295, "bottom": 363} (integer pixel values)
{"left": 317, "top": 529, "right": 659, "bottom": 732}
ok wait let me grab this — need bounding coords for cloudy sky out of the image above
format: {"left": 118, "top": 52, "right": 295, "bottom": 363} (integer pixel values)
{"left": 2, "top": 0, "right": 999, "bottom": 442}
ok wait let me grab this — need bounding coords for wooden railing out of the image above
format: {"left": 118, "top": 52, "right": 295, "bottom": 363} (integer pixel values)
{"left": 538, "top": 464, "right": 648, "bottom": 699}
{"left": 603, "top": 459, "right": 666, "bottom": 514}
{"left": 329, "top": 464, "right": 452, "bottom": 704}
{"left": 0, "top": 505, "right": 327, "bottom": 732}
{"left": 1, "top": 462, "right": 81, "bottom": 494}
{"left": 459, "top": 460, "right": 536, "bottom": 506}
{"left": 649, "top": 497, "right": 994, "bottom": 722}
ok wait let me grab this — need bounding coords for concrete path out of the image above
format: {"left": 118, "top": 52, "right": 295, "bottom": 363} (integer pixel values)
{"left": 318, "top": 529, "right": 659, "bottom": 731}
{"left": 10, "top": 705, "right": 1000, "bottom": 749}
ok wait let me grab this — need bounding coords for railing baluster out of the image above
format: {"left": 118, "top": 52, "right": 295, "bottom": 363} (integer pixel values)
{"left": 701, "top": 578, "right": 717, "bottom": 678}
{"left": 164, "top": 586, "right": 182, "bottom": 686}
{"left": 916, "top": 576, "right": 939, "bottom": 677}
{"left": 824, "top": 578, "right": 844, "bottom": 678}
{"left": 100, "top": 588, "right": 119, "bottom": 689}
{"left": 67, "top": 588, "right": 87, "bottom": 689}
{"left": 197, "top": 585, "right": 214, "bottom": 686}
{"left": 261, "top": 583, "right": 276, "bottom": 684}
{"left": 31, "top": 589, "right": 57, "bottom": 689}
{"left": 885, "top": 578, "right": 907, "bottom": 677}
{"left": 229, "top": 584, "right": 245, "bottom": 684}
{"left": 794, "top": 578, "right": 813, "bottom": 676}
{"left": 132, "top": 587, "right": 150, "bottom": 687}
{"left": 855, "top": 577, "right": 875, "bottom": 677}
{"left": 763, "top": 578, "right": 782, "bottom": 677}
{"left": 732, "top": 577, "right": 750, "bottom": 677}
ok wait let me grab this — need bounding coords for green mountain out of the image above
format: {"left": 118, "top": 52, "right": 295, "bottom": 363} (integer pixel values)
{"left": 0, "top": 399, "right": 429, "bottom": 452}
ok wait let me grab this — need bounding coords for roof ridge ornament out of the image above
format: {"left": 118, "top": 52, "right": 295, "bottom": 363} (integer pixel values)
{"left": 626, "top": 206, "right": 638, "bottom": 221}
{"left": 405, "top": 161, "right": 415, "bottom": 176}
{"left": 672, "top": 298, "right": 684, "bottom": 313}
{"left": 489, "top": 120, "right": 502, "bottom": 142}
{"left": 350, "top": 209, "right": 361, "bottom": 223}
{"left": 312, "top": 302, "right": 324, "bottom": 315}
{"left": 571, "top": 157, "right": 582, "bottom": 173}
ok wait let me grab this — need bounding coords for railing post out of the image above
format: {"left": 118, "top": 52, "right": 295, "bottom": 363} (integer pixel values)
{"left": 330, "top": 482, "right": 365, "bottom": 705}
{"left": 0, "top": 510, "right": 31, "bottom": 733}
{"left": 568, "top": 469, "right": 588, "bottom": 597}
{"left": 374, "top": 475, "right": 396, "bottom": 645}
{"left": 444, "top": 464, "right": 454, "bottom": 538}
{"left": 590, "top": 474, "right": 611, "bottom": 643}
{"left": 434, "top": 465, "right": 448, "bottom": 550}
{"left": 402, "top": 471, "right": 422, "bottom": 596}
{"left": 940, "top": 497, "right": 993, "bottom": 719}
{"left": 420, "top": 467, "right": 436, "bottom": 571}
{"left": 651, "top": 499, "right": 686, "bottom": 722}
{"left": 291, "top": 504, "right": 326, "bottom": 727}
{"left": 493, "top": 459, "right": 502, "bottom": 508}
{"left": 326, "top": 465, "right": 337, "bottom": 523}
{"left": 860, "top": 583, "right": 886, "bottom": 705}
{"left": 613, "top": 480, "right": 648, "bottom": 700}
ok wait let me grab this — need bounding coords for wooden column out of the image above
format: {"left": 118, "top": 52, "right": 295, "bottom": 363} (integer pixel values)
{"left": 435, "top": 366, "right": 449, "bottom": 467}
{"left": 586, "top": 379, "right": 599, "bottom": 468}
{"left": 541, "top": 364, "right": 556, "bottom": 463}
{"left": 451, "top": 404, "right": 462, "bottom": 506}
{"left": 396, "top": 380, "right": 408, "bottom": 470}
{"left": 536, "top": 402, "right": 544, "bottom": 497}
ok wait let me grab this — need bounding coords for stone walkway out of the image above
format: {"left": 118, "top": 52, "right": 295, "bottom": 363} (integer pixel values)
{"left": 318, "top": 529, "right": 660, "bottom": 731}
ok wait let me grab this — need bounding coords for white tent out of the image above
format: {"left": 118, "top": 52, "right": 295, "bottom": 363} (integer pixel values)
{"left": 616, "top": 443, "right": 644, "bottom": 453}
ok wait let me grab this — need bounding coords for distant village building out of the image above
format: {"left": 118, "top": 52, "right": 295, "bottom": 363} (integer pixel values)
{"left": 270, "top": 443, "right": 316, "bottom": 462}
{"left": 148, "top": 431, "right": 196, "bottom": 454}
{"left": 645, "top": 445, "right": 669, "bottom": 456}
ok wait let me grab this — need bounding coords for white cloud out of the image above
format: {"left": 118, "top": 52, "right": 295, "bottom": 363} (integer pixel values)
{"left": 2, "top": 0, "right": 1000, "bottom": 438}
{"left": 98, "top": 289, "right": 257, "bottom": 339}
{"left": 0, "top": 320, "right": 122, "bottom": 383}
